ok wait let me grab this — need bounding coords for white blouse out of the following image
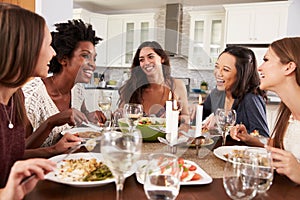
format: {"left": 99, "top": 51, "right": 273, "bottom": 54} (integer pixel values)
{"left": 283, "top": 117, "right": 300, "bottom": 161}
{"left": 22, "top": 78, "right": 85, "bottom": 147}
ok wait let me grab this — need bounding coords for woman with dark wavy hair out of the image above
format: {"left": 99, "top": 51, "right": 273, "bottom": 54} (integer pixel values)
{"left": 23, "top": 19, "right": 106, "bottom": 148}
{"left": 232, "top": 37, "right": 300, "bottom": 184}
{"left": 118, "top": 41, "right": 189, "bottom": 118}
{"left": 204, "top": 46, "right": 269, "bottom": 143}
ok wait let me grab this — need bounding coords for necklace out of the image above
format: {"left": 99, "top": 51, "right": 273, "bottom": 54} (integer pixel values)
{"left": 2, "top": 96, "right": 14, "bottom": 129}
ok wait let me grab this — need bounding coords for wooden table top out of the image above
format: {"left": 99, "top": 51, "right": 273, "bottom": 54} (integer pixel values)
{"left": 25, "top": 137, "right": 300, "bottom": 200}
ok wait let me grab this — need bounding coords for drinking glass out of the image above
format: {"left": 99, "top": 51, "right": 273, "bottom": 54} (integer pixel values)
{"left": 98, "top": 92, "right": 112, "bottom": 127}
{"left": 100, "top": 129, "right": 142, "bottom": 200}
{"left": 223, "top": 152, "right": 259, "bottom": 200}
{"left": 215, "top": 108, "right": 236, "bottom": 146}
{"left": 243, "top": 147, "right": 273, "bottom": 193}
{"left": 144, "top": 153, "right": 180, "bottom": 200}
{"left": 123, "top": 103, "right": 144, "bottom": 132}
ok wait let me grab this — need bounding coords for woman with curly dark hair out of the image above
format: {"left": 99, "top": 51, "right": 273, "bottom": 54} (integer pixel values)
{"left": 203, "top": 46, "right": 269, "bottom": 143}
{"left": 23, "top": 19, "right": 106, "bottom": 148}
{"left": 118, "top": 41, "right": 189, "bottom": 119}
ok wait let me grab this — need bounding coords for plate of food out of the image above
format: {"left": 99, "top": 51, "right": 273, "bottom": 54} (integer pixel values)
{"left": 118, "top": 117, "right": 166, "bottom": 142}
{"left": 135, "top": 158, "right": 212, "bottom": 185}
{"left": 213, "top": 146, "right": 248, "bottom": 161}
{"left": 61, "top": 127, "right": 102, "bottom": 140}
{"left": 45, "top": 152, "right": 134, "bottom": 187}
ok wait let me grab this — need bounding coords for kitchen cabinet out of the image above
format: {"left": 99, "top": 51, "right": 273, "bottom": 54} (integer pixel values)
{"left": 188, "top": 11, "right": 225, "bottom": 70}
{"left": 73, "top": 9, "right": 108, "bottom": 67}
{"left": 224, "top": 1, "right": 290, "bottom": 44}
{"left": 107, "top": 13, "right": 155, "bottom": 67}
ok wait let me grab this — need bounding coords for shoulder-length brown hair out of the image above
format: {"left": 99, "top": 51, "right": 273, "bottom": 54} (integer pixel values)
{"left": 118, "top": 41, "right": 174, "bottom": 105}
{"left": 0, "top": 3, "right": 46, "bottom": 122}
{"left": 270, "top": 37, "right": 300, "bottom": 149}
{"left": 220, "top": 46, "right": 267, "bottom": 106}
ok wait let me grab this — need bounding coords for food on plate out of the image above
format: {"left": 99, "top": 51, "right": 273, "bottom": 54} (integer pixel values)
{"left": 138, "top": 117, "right": 165, "bottom": 126}
{"left": 55, "top": 158, "right": 113, "bottom": 182}
{"left": 250, "top": 130, "right": 260, "bottom": 137}
{"left": 74, "top": 131, "right": 102, "bottom": 138}
{"left": 223, "top": 149, "right": 245, "bottom": 159}
{"left": 178, "top": 158, "right": 202, "bottom": 182}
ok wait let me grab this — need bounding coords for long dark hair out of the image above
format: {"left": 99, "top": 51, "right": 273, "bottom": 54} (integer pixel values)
{"left": 220, "top": 46, "right": 267, "bottom": 106}
{"left": 49, "top": 19, "right": 102, "bottom": 74}
{"left": 0, "top": 3, "right": 46, "bottom": 122}
{"left": 270, "top": 37, "right": 300, "bottom": 149}
{"left": 118, "top": 41, "right": 174, "bottom": 105}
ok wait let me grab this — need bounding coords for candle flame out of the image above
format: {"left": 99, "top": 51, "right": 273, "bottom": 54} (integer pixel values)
{"left": 198, "top": 95, "right": 202, "bottom": 105}
{"left": 168, "top": 91, "right": 172, "bottom": 100}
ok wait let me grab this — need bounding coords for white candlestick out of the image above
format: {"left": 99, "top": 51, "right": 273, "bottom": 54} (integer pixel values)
{"left": 195, "top": 104, "right": 203, "bottom": 137}
{"left": 170, "top": 110, "right": 179, "bottom": 145}
{"left": 165, "top": 100, "right": 172, "bottom": 134}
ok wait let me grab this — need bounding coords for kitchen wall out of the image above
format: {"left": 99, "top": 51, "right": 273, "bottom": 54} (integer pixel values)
{"left": 95, "top": 5, "right": 221, "bottom": 91}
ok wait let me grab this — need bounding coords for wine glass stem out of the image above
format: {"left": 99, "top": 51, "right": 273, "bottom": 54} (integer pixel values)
{"left": 115, "top": 174, "right": 125, "bottom": 200}
{"left": 222, "top": 131, "right": 226, "bottom": 146}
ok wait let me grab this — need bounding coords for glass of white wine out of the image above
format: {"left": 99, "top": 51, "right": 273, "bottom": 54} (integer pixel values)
{"left": 101, "top": 129, "right": 142, "bottom": 200}
{"left": 123, "top": 103, "right": 143, "bottom": 132}
{"left": 144, "top": 153, "right": 181, "bottom": 200}
{"left": 215, "top": 108, "right": 236, "bottom": 146}
{"left": 98, "top": 92, "right": 112, "bottom": 127}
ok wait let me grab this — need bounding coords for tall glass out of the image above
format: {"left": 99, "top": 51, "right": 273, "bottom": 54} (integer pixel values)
{"left": 144, "top": 153, "right": 180, "bottom": 200}
{"left": 98, "top": 92, "right": 112, "bottom": 127}
{"left": 123, "top": 103, "right": 143, "bottom": 132}
{"left": 223, "top": 152, "right": 259, "bottom": 200}
{"left": 243, "top": 147, "right": 273, "bottom": 193}
{"left": 215, "top": 108, "right": 236, "bottom": 146}
{"left": 101, "top": 129, "right": 142, "bottom": 200}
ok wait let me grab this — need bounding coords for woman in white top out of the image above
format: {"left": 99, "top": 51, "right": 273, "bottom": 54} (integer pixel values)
{"left": 231, "top": 37, "right": 300, "bottom": 184}
{"left": 23, "top": 20, "right": 106, "bottom": 148}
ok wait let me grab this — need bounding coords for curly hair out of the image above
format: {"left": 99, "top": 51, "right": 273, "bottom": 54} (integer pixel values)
{"left": 118, "top": 41, "right": 174, "bottom": 105}
{"left": 49, "top": 19, "right": 102, "bottom": 73}
{"left": 220, "top": 46, "right": 267, "bottom": 106}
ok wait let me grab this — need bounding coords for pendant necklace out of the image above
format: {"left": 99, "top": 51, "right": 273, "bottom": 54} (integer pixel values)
{"left": 2, "top": 96, "right": 14, "bottom": 129}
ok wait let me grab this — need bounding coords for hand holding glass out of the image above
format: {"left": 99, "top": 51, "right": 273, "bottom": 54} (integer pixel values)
{"left": 215, "top": 108, "right": 236, "bottom": 146}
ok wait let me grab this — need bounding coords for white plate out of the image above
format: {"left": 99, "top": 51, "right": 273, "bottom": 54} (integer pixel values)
{"left": 135, "top": 159, "right": 212, "bottom": 185}
{"left": 213, "top": 146, "right": 248, "bottom": 161}
{"left": 45, "top": 152, "right": 134, "bottom": 187}
{"left": 61, "top": 127, "right": 102, "bottom": 138}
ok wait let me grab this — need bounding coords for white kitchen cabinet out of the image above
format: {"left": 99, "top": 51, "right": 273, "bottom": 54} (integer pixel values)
{"left": 224, "top": 1, "right": 290, "bottom": 44}
{"left": 73, "top": 9, "right": 108, "bottom": 67}
{"left": 188, "top": 11, "right": 225, "bottom": 70}
{"left": 107, "top": 13, "right": 155, "bottom": 67}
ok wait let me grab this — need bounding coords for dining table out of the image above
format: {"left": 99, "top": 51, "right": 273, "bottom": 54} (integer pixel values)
{"left": 25, "top": 136, "right": 300, "bottom": 200}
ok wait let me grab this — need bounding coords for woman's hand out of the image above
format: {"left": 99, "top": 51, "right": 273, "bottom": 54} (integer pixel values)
{"left": 48, "top": 108, "right": 88, "bottom": 127}
{"left": 230, "top": 124, "right": 251, "bottom": 142}
{"left": 265, "top": 146, "right": 300, "bottom": 184}
{"left": 1, "top": 159, "right": 56, "bottom": 200}
{"left": 202, "top": 113, "right": 216, "bottom": 130}
{"left": 52, "top": 133, "right": 82, "bottom": 154}
{"left": 86, "top": 110, "right": 106, "bottom": 125}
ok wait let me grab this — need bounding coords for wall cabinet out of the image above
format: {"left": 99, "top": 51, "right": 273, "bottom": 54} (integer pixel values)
{"left": 73, "top": 9, "right": 108, "bottom": 67}
{"left": 107, "top": 14, "right": 155, "bottom": 67}
{"left": 224, "top": 1, "right": 290, "bottom": 44}
{"left": 188, "top": 11, "right": 225, "bottom": 70}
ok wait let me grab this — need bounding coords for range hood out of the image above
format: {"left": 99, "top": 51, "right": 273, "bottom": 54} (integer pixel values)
{"left": 165, "top": 3, "right": 182, "bottom": 56}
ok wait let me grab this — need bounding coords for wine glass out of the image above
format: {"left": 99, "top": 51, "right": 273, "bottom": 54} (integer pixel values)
{"left": 243, "top": 147, "right": 274, "bottom": 193}
{"left": 98, "top": 92, "right": 112, "bottom": 127}
{"left": 144, "top": 153, "right": 181, "bottom": 200}
{"left": 123, "top": 103, "right": 144, "bottom": 132}
{"left": 223, "top": 152, "right": 259, "bottom": 200}
{"left": 100, "top": 129, "right": 142, "bottom": 200}
{"left": 215, "top": 108, "right": 236, "bottom": 146}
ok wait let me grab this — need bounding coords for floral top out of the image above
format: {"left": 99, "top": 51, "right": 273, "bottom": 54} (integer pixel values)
{"left": 283, "top": 116, "right": 300, "bottom": 161}
{"left": 22, "top": 78, "right": 85, "bottom": 147}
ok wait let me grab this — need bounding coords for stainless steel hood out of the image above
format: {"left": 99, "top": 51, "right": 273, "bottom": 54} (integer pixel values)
{"left": 165, "top": 3, "right": 182, "bottom": 56}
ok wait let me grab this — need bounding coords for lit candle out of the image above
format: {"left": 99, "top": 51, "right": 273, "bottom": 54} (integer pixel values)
{"left": 165, "top": 91, "right": 172, "bottom": 134}
{"left": 170, "top": 109, "right": 179, "bottom": 145}
{"left": 195, "top": 95, "right": 203, "bottom": 137}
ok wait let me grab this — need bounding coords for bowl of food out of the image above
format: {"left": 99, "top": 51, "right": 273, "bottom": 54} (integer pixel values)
{"left": 118, "top": 117, "right": 166, "bottom": 142}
